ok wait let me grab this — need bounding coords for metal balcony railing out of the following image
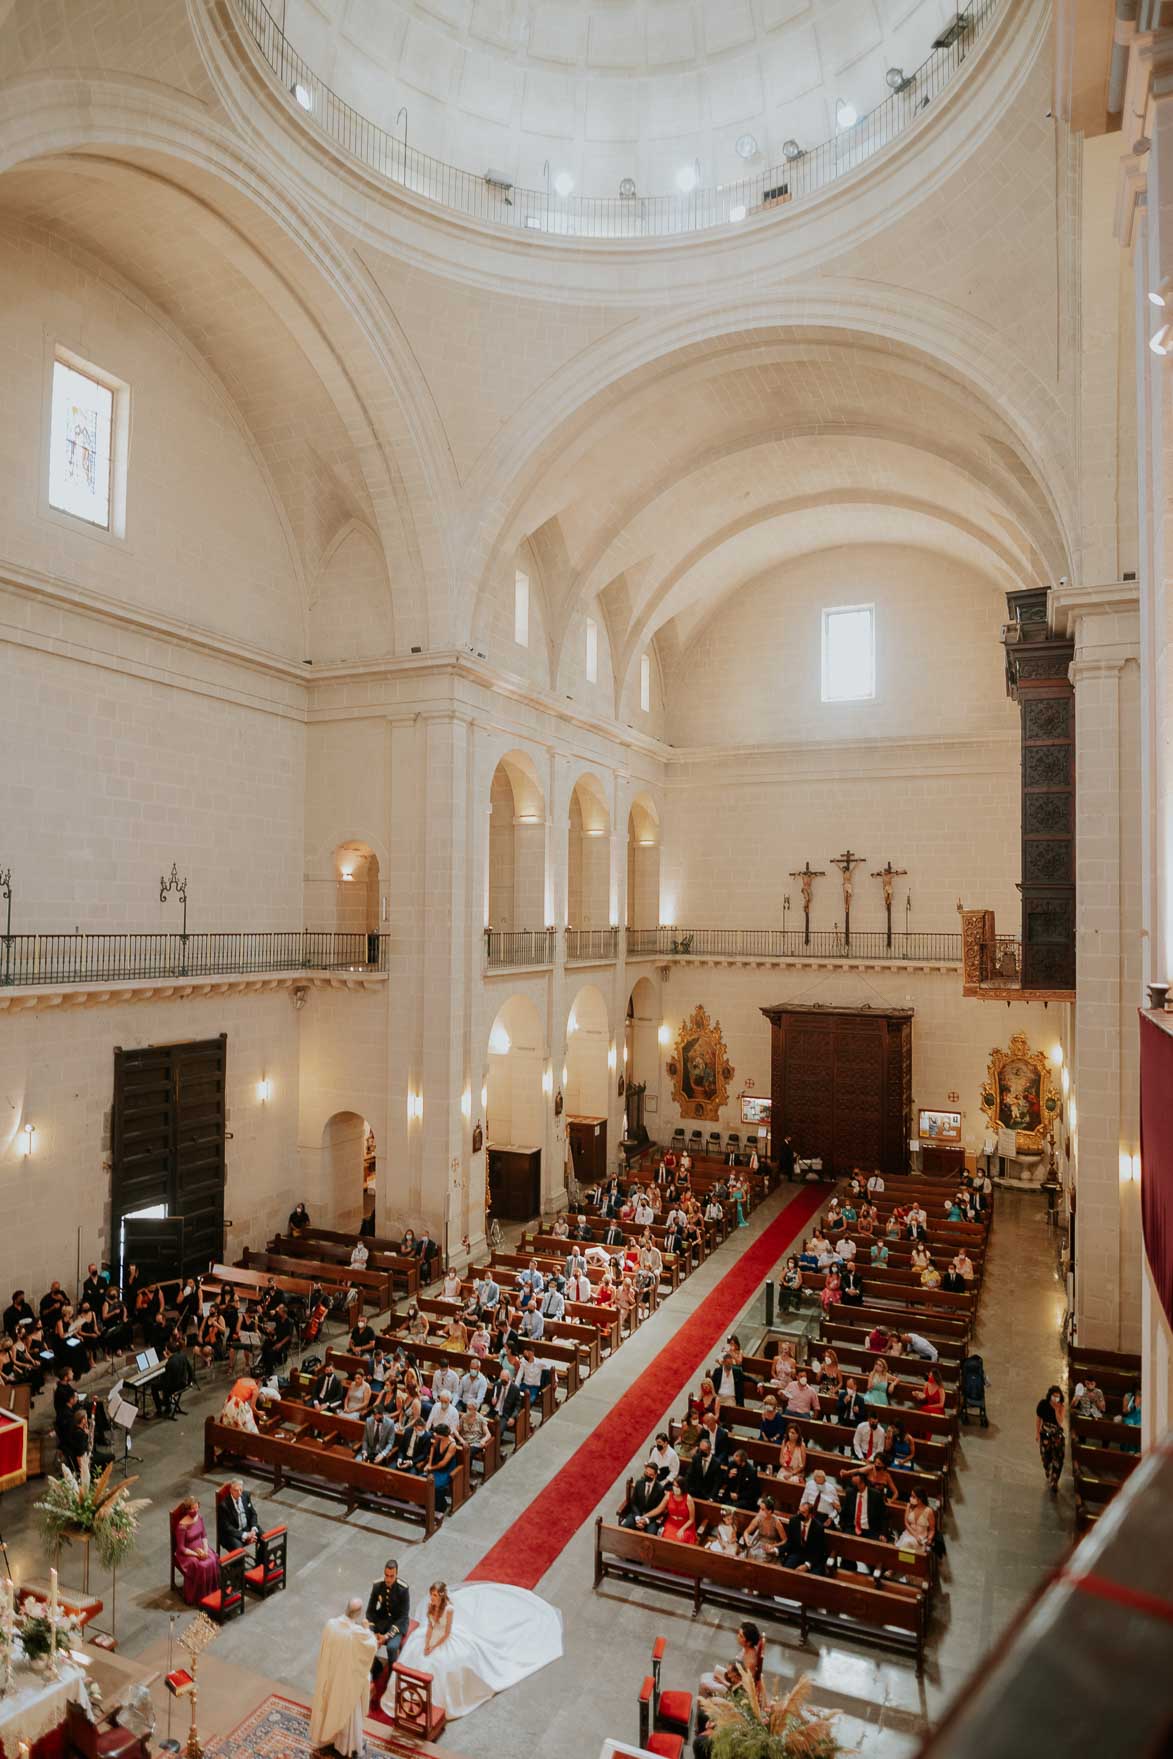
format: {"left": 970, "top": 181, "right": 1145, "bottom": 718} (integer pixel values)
{"left": 626, "top": 927, "right": 963, "bottom": 964}
{"left": 0, "top": 930, "right": 390, "bottom": 988}
{"left": 231, "top": 0, "right": 1000, "bottom": 241}
{"left": 566, "top": 927, "right": 620, "bottom": 963}
{"left": 484, "top": 928, "right": 556, "bottom": 969}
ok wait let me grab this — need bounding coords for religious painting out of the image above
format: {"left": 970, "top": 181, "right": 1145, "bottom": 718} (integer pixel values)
{"left": 918, "top": 1108, "right": 962, "bottom": 1143}
{"left": 979, "top": 1034, "right": 1058, "bottom": 1154}
{"left": 670, "top": 1005, "right": 733, "bottom": 1122}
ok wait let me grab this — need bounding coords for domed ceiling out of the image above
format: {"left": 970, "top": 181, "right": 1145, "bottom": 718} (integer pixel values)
{"left": 283, "top": 0, "right": 961, "bottom": 199}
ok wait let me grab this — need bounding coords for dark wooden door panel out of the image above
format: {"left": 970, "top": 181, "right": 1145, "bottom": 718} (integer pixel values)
{"left": 764, "top": 1005, "right": 912, "bottom": 1178}
{"left": 113, "top": 1035, "right": 227, "bottom": 1279}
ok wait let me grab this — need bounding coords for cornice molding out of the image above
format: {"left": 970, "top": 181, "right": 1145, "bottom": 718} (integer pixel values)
{"left": 0, "top": 970, "right": 387, "bottom": 1016}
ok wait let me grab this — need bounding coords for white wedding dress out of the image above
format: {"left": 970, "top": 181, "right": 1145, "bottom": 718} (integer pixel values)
{"left": 382, "top": 1583, "right": 563, "bottom": 1719}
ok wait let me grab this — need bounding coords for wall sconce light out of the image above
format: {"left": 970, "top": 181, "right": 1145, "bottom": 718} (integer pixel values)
{"left": 19, "top": 1123, "right": 35, "bottom": 1157}
{"left": 607, "top": 1044, "right": 617, "bottom": 1071}
{"left": 1068, "top": 1099, "right": 1077, "bottom": 1132}
{"left": 637, "top": 838, "right": 656, "bottom": 847}
{"left": 340, "top": 865, "right": 356, "bottom": 882}
{"left": 407, "top": 1091, "right": 424, "bottom": 1124}
{"left": 518, "top": 813, "right": 542, "bottom": 825}
{"left": 256, "top": 1078, "right": 272, "bottom": 1104}
{"left": 658, "top": 1023, "right": 671, "bottom": 1046}
{"left": 1061, "top": 1066, "right": 1070, "bottom": 1095}
{"left": 1119, "top": 1148, "right": 1141, "bottom": 1184}
{"left": 622, "top": 1043, "right": 628, "bottom": 1063}
{"left": 461, "top": 1087, "right": 472, "bottom": 1120}
{"left": 584, "top": 827, "right": 606, "bottom": 838}
{"left": 1050, "top": 1044, "right": 1063, "bottom": 1066}
{"left": 562, "top": 1064, "right": 568, "bottom": 1085}
{"left": 542, "top": 1068, "right": 554, "bottom": 1096}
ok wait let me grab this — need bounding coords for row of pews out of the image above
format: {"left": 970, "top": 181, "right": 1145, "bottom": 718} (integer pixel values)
{"left": 594, "top": 1169, "right": 994, "bottom": 1673}
{"left": 1068, "top": 1344, "right": 1142, "bottom": 1528}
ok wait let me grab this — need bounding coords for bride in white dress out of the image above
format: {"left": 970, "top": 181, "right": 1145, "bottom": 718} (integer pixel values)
{"left": 382, "top": 1580, "right": 562, "bottom": 1719}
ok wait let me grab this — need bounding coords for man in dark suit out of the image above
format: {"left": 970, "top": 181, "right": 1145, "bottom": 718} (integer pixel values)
{"left": 698, "top": 1411, "right": 730, "bottom": 1459}
{"left": 366, "top": 1559, "right": 411, "bottom": 1678}
{"left": 491, "top": 1370, "right": 523, "bottom": 1438}
{"left": 307, "top": 1365, "right": 346, "bottom": 1411}
{"left": 81, "top": 1264, "right": 106, "bottom": 1311}
{"left": 719, "top": 1448, "right": 760, "bottom": 1510}
{"left": 395, "top": 1417, "right": 431, "bottom": 1473}
{"left": 619, "top": 1463, "right": 668, "bottom": 1532}
{"left": 783, "top": 1509, "right": 828, "bottom": 1573}
{"left": 710, "top": 1352, "right": 746, "bottom": 1405}
{"left": 685, "top": 1436, "right": 722, "bottom": 1501}
{"left": 217, "top": 1479, "right": 260, "bottom": 1552}
{"left": 152, "top": 1343, "right": 194, "bottom": 1418}
{"left": 603, "top": 1220, "right": 626, "bottom": 1247}
{"left": 415, "top": 1231, "right": 438, "bottom": 1281}
{"left": 574, "top": 1214, "right": 594, "bottom": 1241}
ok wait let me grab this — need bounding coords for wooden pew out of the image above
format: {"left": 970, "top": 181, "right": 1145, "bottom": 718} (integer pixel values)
{"left": 415, "top": 1294, "right": 601, "bottom": 1376}
{"left": 674, "top": 1488, "right": 936, "bottom": 1591}
{"left": 240, "top": 1248, "right": 391, "bottom": 1315}
{"left": 467, "top": 1265, "right": 622, "bottom": 1353}
{"left": 819, "top": 1320, "right": 965, "bottom": 1371}
{"left": 203, "top": 1411, "right": 449, "bottom": 1536}
{"left": 825, "top": 1302, "right": 971, "bottom": 1345}
{"left": 526, "top": 1230, "right": 691, "bottom": 1288}
{"left": 593, "top": 1518, "right": 928, "bottom": 1671}
{"left": 716, "top": 1399, "right": 952, "bottom": 1472}
{"left": 265, "top": 1237, "right": 397, "bottom": 1313}
{"left": 288, "top": 1356, "right": 504, "bottom": 1483}
{"left": 668, "top": 1422, "right": 945, "bottom": 1508}
{"left": 381, "top": 1313, "right": 574, "bottom": 1405}
{"left": 281, "top": 1227, "right": 420, "bottom": 1297}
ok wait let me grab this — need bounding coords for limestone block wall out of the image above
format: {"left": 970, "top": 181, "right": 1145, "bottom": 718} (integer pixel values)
{"left": 0, "top": 990, "right": 300, "bottom": 1295}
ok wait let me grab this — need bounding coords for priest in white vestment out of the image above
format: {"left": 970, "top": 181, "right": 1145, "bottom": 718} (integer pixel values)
{"left": 309, "top": 1598, "right": 378, "bottom": 1756}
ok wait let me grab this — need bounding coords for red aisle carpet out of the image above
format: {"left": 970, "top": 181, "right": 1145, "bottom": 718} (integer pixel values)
{"left": 467, "top": 1184, "right": 825, "bottom": 1590}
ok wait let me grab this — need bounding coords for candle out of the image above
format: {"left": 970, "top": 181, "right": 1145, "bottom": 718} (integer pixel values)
{"left": 19, "top": 1743, "right": 30, "bottom": 1759}
{"left": 48, "top": 1567, "right": 59, "bottom": 1674}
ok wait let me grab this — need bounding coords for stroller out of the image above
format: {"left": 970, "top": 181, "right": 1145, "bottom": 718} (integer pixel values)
{"left": 959, "top": 1353, "right": 989, "bottom": 1425}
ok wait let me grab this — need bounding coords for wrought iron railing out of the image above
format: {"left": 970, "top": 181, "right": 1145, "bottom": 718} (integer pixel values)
{"left": 626, "top": 927, "right": 963, "bottom": 963}
{"left": 0, "top": 930, "right": 389, "bottom": 988}
{"left": 231, "top": 0, "right": 999, "bottom": 240}
{"left": 484, "top": 928, "right": 557, "bottom": 969}
{"left": 566, "top": 927, "right": 620, "bottom": 963}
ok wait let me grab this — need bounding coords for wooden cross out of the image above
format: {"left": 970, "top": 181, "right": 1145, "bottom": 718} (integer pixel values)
{"left": 787, "top": 861, "right": 825, "bottom": 945}
{"left": 830, "top": 849, "right": 866, "bottom": 945}
{"left": 870, "top": 860, "right": 908, "bottom": 949}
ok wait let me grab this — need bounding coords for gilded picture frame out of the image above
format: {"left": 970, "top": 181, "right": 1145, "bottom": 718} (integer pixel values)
{"left": 670, "top": 1004, "right": 733, "bottom": 1122}
{"left": 979, "top": 1032, "right": 1058, "bottom": 1154}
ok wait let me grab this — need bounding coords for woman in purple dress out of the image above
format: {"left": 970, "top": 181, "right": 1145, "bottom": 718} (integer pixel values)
{"left": 174, "top": 1497, "right": 220, "bottom": 1604}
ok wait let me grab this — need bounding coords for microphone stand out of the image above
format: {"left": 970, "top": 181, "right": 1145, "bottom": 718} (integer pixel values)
{"left": 158, "top": 1613, "right": 181, "bottom": 1751}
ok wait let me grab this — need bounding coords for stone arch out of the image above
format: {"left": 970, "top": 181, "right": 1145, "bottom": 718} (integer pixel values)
{"left": 320, "top": 1110, "right": 369, "bottom": 1234}
{"left": 486, "top": 994, "right": 546, "bottom": 1160}
{"left": 564, "top": 982, "right": 611, "bottom": 1123}
{"left": 487, "top": 750, "right": 547, "bottom": 933}
{"left": 567, "top": 773, "right": 612, "bottom": 930}
{"left": 627, "top": 796, "right": 661, "bottom": 931}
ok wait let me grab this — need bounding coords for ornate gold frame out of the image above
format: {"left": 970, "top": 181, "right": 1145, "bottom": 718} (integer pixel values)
{"left": 667, "top": 1004, "right": 733, "bottom": 1123}
{"left": 979, "top": 1032, "right": 1058, "bottom": 1154}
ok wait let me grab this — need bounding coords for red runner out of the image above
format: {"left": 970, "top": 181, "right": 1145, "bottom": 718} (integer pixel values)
{"left": 467, "top": 1185, "right": 825, "bottom": 1589}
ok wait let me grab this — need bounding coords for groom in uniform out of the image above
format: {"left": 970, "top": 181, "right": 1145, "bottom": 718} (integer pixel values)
{"left": 366, "top": 1559, "right": 411, "bottom": 1681}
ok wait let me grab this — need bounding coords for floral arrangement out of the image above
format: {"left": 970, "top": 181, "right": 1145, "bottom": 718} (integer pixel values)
{"left": 35, "top": 1459, "right": 149, "bottom": 1571}
{"left": 700, "top": 1672, "right": 842, "bottom": 1759}
{"left": 15, "top": 1605, "right": 75, "bottom": 1662}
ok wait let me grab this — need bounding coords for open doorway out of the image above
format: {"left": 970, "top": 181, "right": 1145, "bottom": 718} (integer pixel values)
{"left": 321, "top": 1110, "right": 367, "bottom": 1234}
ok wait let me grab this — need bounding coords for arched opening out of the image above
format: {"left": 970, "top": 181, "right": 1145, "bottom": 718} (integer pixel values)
{"left": 565, "top": 983, "right": 610, "bottom": 1186}
{"left": 625, "top": 975, "right": 659, "bottom": 1150}
{"left": 626, "top": 796, "right": 661, "bottom": 930}
{"left": 333, "top": 840, "right": 381, "bottom": 958}
{"left": 485, "top": 995, "right": 545, "bottom": 1220}
{"left": 567, "top": 774, "right": 611, "bottom": 929}
{"left": 487, "top": 752, "right": 546, "bottom": 933}
{"left": 321, "top": 1110, "right": 368, "bottom": 1233}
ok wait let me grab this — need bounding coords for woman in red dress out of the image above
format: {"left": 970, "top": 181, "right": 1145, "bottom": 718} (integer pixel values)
{"left": 660, "top": 1479, "right": 698, "bottom": 1544}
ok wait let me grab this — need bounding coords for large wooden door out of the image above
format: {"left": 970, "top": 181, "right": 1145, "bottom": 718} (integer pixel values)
{"left": 763, "top": 1004, "right": 912, "bottom": 1177}
{"left": 112, "top": 1035, "right": 227, "bottom": 1280}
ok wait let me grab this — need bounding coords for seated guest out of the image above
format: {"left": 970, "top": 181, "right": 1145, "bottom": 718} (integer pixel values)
{"left": 686, "top": 1436, "right": 722, "bottom": 1501}
{"left": 473, "top": 1272, "right": 499, "bottom": 1315}
{"left": 620, "top": 1462, "right": 669, "bottom": 1533}
{"left": 896, "top": 1486, "right": 936, "bottom": 1553}
{"left": 869, "top": 1239, "right": 890, "bottom": 1267}
{"left": 217, "top": 1479, "right": 260, "bottom": 1550}
{"left": 853, "top": 1412, "right": 887, "bottom": 1461}
{"left": 777, "top": 1425, "right": 806, "bottom": 1484}
{"left": 840, "top": 1465, "right": 891, "bottom": 1543}
{"left": 288, "top": 1201, "right": 311, "bottom": 1231}
{"left": 952, "top": 1249, "right": 975, "bottom": 1281}
{"left": 865, "top": 1359, "right": 898, "bottom": 1406}
{"left": 308, "top": 1364, "right": 346, "bottom": 1411}
{"left": 349, "top": 1317, "right": 377, "bottom": 1359}
{"left": 402, "top": 1303, "right": 429, "bottom": 1343}
{"left": 799, "top": 1469, "right": 842, "bottom": 1525}
{"left": 441, "top": 1266, "right": 462, "bottom": 1302}
{"left": 356, "top": 1408, "right": 398, "bottom": 1465}
{"left": 395, "top": 1415, "right": 431, "bottom": 1472}
{"left": 782, "top": 1507, "right": 828, "bottom": 1574}
{"left": 885, "top": 1421, "right": 916, "bottom": 1468}
{"left": 1071, "top": 1376, "right": 1106, "bottom": 1419}
{"left": 705, "top": 1508, "right": 742, "bottom": 1556}
{"left": 742, "top": 1496, "right": 785, "bottom": 1559}
{"left": 431, "top": 1362, "right": 459, "bottom": 1405}
{"left": 840, "top": 1265, "right": 864, "bottom": 1305}
{"left": 457, "top": 1365, "right": 487, "bottom": 1412}
{"left": 765, "top": 1343, "right": 798, "bottom": 1397}
{"left": 173, "top": 1497, "right": 220, "bottom": 1604}
{"left": 3, "top": 1290, "right": 34, "bottom": 1338}
{"left": 350, "top": 1240, "right": 370, "bottom": 1270}
{"left": 919, "top": 1261, "right": 942, "bottom": 1291}
{"left": 783, "top": 1370, "right": 820, "bottom": 1418}
{"left": 152, "top": 1343, "right": 195, "bottom": 1419}
{"left": 343, "top": 1370, "right": 372, "bottom": 1417}
{"left": 913, "top": 1368, "right": 946, "bottom": 1412}
{"left": 816, "top": 1349, "right": 841, "bottom": 1398}
{"left": 647, "top": 1432, "right": 680, "bottom": 1482}
{"left": 758, "top": 1394, "right": 787, "bottom": 1444}
{"left": 260, "top": 1305, "right": 293, "bottom": 1375}
{"left": 457, "top": 1403, "right": 492, "bottom": 1457}
{"left": 468, "top": 1323, "right": 491, "bottom": 1360}
{"left": 661, "top": 1477, "right": 699, "bottom": 1542}
{"left": 426, "top": 1390, "right": 457, "bottom": 1434}
{"left": 698, "top": 1410, "right": 730, "bottom": 1459}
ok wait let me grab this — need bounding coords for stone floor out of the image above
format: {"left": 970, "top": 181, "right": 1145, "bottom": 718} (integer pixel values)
{"left": 0, "top": 1187, "right": 1072, "bottom": 1757}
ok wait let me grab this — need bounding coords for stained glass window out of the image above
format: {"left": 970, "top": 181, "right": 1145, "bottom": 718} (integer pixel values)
{"left": 49, "top": 359, "right": 114, "bottom": 528}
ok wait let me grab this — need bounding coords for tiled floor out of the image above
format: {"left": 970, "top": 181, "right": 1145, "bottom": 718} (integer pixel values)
{"left": 0, "top": 1188, "right": 1072, "bottom": 1757}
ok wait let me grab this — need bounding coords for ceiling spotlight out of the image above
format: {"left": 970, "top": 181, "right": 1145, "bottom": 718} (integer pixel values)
{"left": 885, "top": 66, "right": 913, "bottom": 93}
{"left": 1150, "top": 323, "right": 1173, "bottom": 356}
{"left": 619, "top": 176, "right": 637, "bottom": 198}
{"left": 292, "top": 82, "right": 313, "bottom": 111}
{"left": 729, "top": 203, "right": 747, "bottom": 223}
{"left": 553, "top": 170, "right": 574, "bottom": 197}
{"left": 1149, "top": 276, "right": 1173, "bottom": 308}
{"left": 735, "top": 133, "right": 758, "bottom": 160}
{"left": 676, "top": 163, "right": 699, "bottom": 193}
{"left": 782, "top": 139, "right": 803, "bottom": 161}
{"left": 835, "top": 98, "right": 858, "bottom": 130}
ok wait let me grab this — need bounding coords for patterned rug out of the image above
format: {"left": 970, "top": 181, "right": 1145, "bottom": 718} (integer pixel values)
{"left": 204, "top": 1693, "right": 429, "bottom": 1757}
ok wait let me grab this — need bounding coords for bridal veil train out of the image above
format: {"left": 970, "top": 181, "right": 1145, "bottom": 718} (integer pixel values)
{"left": 382, "top": 1582, "right": 563, "bottom": 1719}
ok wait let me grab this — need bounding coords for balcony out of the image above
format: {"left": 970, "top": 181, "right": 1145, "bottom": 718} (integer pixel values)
{"left": 484, "top": 929, "right": 556, "bottom": 971}
{"left": 0, "top": 931, "right": 390, "bottom": 1012}
{"left": 566, "top": 928, "right": 620, "bottom": 964}
{"left": 959, "top": 908, "right": 1076, "bottom": 1002}
{"left": 626, "top": 927, "right": 962, "bottom": 966}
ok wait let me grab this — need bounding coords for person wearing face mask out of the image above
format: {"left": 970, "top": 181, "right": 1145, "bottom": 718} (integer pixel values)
{"left": 1035, "top": 1383, "right": 1066, "bottom": 1493}
{"left": 816, "top": 1349, "right": 842, "bottom": 1398}
{"left": 783, "top": 1369, "right": 821, "bottom": 1417}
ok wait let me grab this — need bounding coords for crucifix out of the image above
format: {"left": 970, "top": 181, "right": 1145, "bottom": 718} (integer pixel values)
{"left": 831, "top": 849, "right": 866, "bottom": 946}
{"left": 870, "top": 860, "right": 908, "bottom": 950}
{"left": 787, "top": 861, "right": 825, "bottom": 946}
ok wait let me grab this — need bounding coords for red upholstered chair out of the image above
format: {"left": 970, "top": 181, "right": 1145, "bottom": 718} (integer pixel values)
{"left": 638, "top": 1678, "right": 684, "bottom": 1758}
{"left": 198, "top": 1546, "right": 246, "bottom": 1623}
{"left": 389, "top": 1660, "right": 445, "bottom": 1743}
{"left": 651, "top": 1638, "right": 692, "bottom": 1739}
{"left": 244, "top": 1526, "right": 287, "bottom": 1597}
{"left": 65, "top": 1699, "right": 151, "bottom": 1759}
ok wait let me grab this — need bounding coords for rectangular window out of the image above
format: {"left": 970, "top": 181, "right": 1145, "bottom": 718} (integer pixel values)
{"left": 640, "top": 651, "right": 651, "bottom": 713}
{"left": 49, "top": 357, "right": 115, "bottom": 528}
{"left": 514, "top": 569, "right": 529, "bottom": 646}
{"left": 585, "top": 617, "right": 598, "bottom": 683}
{"left": 821, "top": 604, "right": 875, "bottom": 702}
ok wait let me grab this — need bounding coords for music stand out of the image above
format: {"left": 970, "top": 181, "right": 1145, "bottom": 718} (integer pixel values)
{"left": 108, "top": 1381, "right": 142, "bottom": 1471}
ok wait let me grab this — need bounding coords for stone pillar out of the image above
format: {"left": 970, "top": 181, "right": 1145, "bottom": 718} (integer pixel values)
{"left": 1052, "top": 584, "right": 1142, "bottom": 1351}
